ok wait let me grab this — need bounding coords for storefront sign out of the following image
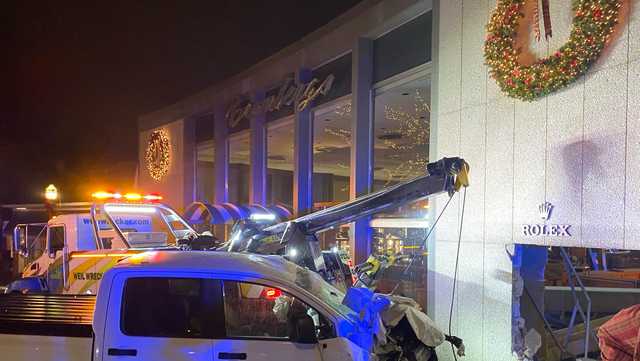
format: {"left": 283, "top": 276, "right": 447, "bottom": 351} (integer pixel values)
{"left": 522, "top": 202, "right": 572, "bottom": 237}
{"left": 226, "top": 74, "right": 335, "bottom": 128}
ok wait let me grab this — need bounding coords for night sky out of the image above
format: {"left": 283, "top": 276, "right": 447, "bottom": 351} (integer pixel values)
{"left": 0, "top": 0, "right": 362, "bottom": 204}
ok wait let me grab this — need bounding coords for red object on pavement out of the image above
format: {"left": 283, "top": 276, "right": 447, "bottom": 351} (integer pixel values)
{"left": 598, "top": 304, "right": 640, "bottom": 361}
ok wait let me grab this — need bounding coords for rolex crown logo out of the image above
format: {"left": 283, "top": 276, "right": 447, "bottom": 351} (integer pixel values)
{"left": 539, "top": 202, "right": 553, "bottom": 221}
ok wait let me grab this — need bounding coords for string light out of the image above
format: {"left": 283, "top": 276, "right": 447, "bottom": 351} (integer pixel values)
{"left": 145, "top": 129, "right": 171, "bottom": 181}
{"left": 381, "top": 90, "right": 430, "bottom": 184}
{"left": 326, "top": 92, "right": 430, "bottom": 184}
{"left": 485, "top": 0, "right": 622, "bottom": 101}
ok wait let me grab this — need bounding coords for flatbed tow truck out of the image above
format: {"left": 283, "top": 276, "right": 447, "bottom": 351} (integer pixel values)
{"left": 0, "top": 157, "right": 469, "bottom": 361}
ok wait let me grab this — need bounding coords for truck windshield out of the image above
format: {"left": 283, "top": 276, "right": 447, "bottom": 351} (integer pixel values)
{"left": 26, "top": 226, "right": 47, "bottom": 264}
{"left": 102, "top": 203, "right": 196, "bottom": 248}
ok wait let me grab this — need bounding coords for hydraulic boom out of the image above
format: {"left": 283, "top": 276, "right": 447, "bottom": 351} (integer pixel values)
{"left": 230, "top": 157, "right": 469, "bottom": 274}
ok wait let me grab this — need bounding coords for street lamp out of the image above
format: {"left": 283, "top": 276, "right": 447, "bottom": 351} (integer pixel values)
{"left": 44, "top": 184, "right": 59, "bottom": 219}
{"left": 45, "top": 184, "right": 58, "bottom": 201}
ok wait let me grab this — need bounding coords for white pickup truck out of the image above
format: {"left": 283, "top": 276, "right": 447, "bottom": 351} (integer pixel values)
{"left": 0, "top": 251, "right": 378, "bottom": 361}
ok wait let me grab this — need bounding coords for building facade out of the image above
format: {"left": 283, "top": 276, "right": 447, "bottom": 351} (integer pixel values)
{"left": 138, "top": 0, "right": 640, "bottom": 359}
{"left": 139, "top": 0, "right": 434, "bottom": 309}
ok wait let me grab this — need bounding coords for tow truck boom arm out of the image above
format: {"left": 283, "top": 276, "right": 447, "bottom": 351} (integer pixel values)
{"left": 264, "top": 157, "right": 469, "bottom": 237}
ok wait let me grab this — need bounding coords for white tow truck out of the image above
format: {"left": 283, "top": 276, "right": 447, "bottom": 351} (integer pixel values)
{"left": 9, "top": 192, "right": 207, "bottom": 294}
{"left": 0, "top": 251, "right": 376, "bottom": 361}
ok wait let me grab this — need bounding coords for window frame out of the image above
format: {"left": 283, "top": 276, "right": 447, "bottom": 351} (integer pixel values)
{"left": 117, "top": 275, "right": 337, "bottom": 342}
{"left": 266, "top": 115, "right": 295, "bottom": 207}
{"left": 46, "top": 224, "right": 65, "bottom": 255}
{"left": 119, "top": 276, "right": 225, "bottom": 339}
{"left": 220, "top": 279, "right": 336, "bottom": 342}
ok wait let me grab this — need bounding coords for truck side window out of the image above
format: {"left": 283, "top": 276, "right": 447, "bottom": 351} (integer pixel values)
{"left": 121, "top": 277, "right": 224, "bottom": 339}
{"left": 222, "top": 281, "right": 334, "bottom": 340}
{"left": 48, "top": 226, "right": 65, "bottom": 254}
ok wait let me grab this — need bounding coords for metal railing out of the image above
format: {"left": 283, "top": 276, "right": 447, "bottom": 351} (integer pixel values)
{"left": 559, "top": 247, "right": 598, "bottom": 359}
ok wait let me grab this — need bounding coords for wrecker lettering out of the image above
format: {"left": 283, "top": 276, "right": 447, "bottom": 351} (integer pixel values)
{"left": 73, "top": 272, "right": 102, "bottom": 280}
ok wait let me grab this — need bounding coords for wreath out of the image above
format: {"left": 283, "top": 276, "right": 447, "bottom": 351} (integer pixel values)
{"left": 145, "top": 129, "right": 171, "bottom": 181}
{"left": 484, "top": 0, "right": 622, "bottom": 101}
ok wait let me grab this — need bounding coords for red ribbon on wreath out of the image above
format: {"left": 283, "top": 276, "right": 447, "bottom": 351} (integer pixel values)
{"left": 533, "top": 0, "right": 552, "bottom": 41}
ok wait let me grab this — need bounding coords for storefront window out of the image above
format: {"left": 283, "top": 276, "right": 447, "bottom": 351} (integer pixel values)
{"left": 370, "top": 75, "right": 430, "bottom": 309}
{"left": 373, "top": 76, "right": 430, "bottom": 190}
{"left": 313, "top": 98, "right": 351, "bottom": 206}
{"left": 370, "top": 220, "right": 429, "bottom": 309}
{"left": 373, "top": 12, "right": 431, "bottom": 83}
{"left": 313, "top": 98, "right": 351, "bottom": 252}
{"left": 267, "top": 118, "right": 294, "bottom": 208}
{"left": 228, "top": 131, "right": 250, "bottom": 204}
{"left": 195, "top": 141, "right": 215, "bottom": 204}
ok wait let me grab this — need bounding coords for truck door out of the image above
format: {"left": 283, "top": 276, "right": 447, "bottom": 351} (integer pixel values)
{"left": 102, "top": 274, "right": 222, "bottom": 361}
{"left": 213, "top": 281, "right": 324, "bottom": 361}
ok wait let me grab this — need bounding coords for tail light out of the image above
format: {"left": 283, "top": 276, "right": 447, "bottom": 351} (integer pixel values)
{"left": 261, "top": 287, "right": 282, "bottom": 300}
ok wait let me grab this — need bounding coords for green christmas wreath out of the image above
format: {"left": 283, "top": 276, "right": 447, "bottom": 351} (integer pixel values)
{"left": 484, "top": 0, "right": 622, "bottom": 101}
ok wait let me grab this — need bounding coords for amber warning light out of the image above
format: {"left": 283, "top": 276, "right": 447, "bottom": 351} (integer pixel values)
{"left": 92, "top": 191, "right": 163, "bottom": 202}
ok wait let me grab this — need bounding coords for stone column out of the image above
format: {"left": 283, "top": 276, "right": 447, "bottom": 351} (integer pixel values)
{"left": 182, "top": 117, "right": 197, "bottom": 209}
{"left": 250, "top": 91, "right": 267, "bottom": 205}
{"left": 293, "top": 69, "right": 314, "bottom": 216}
{"left": 350, "top": 37, "right": 374, "bottom": 264}
{"left": 214, "top": 106, "right": 228, "bottom": 205}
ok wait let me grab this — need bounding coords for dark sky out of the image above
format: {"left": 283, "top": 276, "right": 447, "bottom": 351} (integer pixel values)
{"left": 0, "top": 0, "right": 362, "bottom": 204}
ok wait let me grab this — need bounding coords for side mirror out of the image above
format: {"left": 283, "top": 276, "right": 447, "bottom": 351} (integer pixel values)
{"left": 289, "top": 313, "right": 317, "bottom": 344}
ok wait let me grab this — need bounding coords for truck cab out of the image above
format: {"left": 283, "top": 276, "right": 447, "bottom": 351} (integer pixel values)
{"left": 11, "top": 192, "right": 199, "bottom": 294}
{"left": 93, "top": 251, "right": 371, "bottom": 361}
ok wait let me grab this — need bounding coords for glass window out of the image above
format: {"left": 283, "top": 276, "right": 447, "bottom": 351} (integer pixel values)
{"left": 222, "top": 281, "right": 334, "bottom": 340}
{"left": 228, "top": 132, "right": 250, "bottom": 204}
{"left": 121, "top": 277, "right": 223, "bottom": 339}
{"left": 196, "top": 141, "right": 215, "bottom": 204}
{"left": 48, "top": 226, "right": 65, "bottom": 254}
{"left": 25, "top": 225, "right": 47, "bottom": 264}
{"left": 313, "top": 98, "right": 352, "bottom": 252}
{"left": 369, "top": 76, "right": 431, "bottom": 310}
{"left": 267, "top": 119, "right": 294, "bottom": 208}
{"left": 373, "top": 77, "right": 430, "bottom": 190}
{"left": 373, "top": 12, "right": 431, "bottom": 83}
{"left": 195, "top": 114, "right": 214, "bottom": 143}
{"left": 370, "top": 222, "right": 429, "bottom": 309}
{"left": 311, "top": 53, "right": 352, "bottom": 107}
{"left": 313, "top": 98, "right": 351, "bottom": 206}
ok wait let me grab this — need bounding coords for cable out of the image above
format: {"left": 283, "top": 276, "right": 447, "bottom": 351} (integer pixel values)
{"left": 449, "top": 187, "right": 467, "bottom": 361}
{"left": 399, "top": 193, "right": 455, "bottom": 277}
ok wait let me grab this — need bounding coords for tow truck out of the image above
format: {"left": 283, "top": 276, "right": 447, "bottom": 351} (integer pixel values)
{"left": 8, "top": 191, "right": 211, "bottom": 294}
{"left": 0, "top": 157, "right": 469, "bottom": 361}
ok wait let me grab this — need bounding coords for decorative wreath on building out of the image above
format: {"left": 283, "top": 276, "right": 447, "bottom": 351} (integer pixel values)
{"left": 484, "top": 0, "right": 622, "bottom": 101}
{"left": 145, "top": 129, "right": 171, "bottom": 181}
